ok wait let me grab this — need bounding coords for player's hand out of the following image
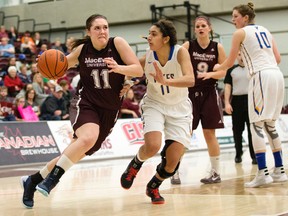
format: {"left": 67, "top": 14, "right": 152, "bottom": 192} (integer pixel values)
{"left": 119, "top": 84, "right": 130, "bottom": 97}
{"left": 104, "top": 57, "right": 120, "bottom": 73}
{"left": 213, "top": 64, "right": 220, "bottom": 71}
{"left": 149, "top": 62, "right": 167, "bottom": 85}
{"left": 197, "top": 71, "right": 214, "bottom": 80}
{"left": 225, "top": 104, "right": 233, "bottom": 114}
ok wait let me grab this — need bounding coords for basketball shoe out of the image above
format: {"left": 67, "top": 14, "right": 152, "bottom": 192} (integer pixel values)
{"left": 21, "top": 176, "right": 36, "bottom": 208}
{"left": 200, "top": 169, "right": 221, "bottom": 184}
{"left": 121, "top": 157, "right": 142, "bottom": 189}
{"left": 271, "top": 166, "right": 288, "bottom": 182}
{"left": 36, "top": 176, "right": 59, "bottom": 197}
{"left": 146, "top": 187, "right": 165, "bottom": 204}
{"left": 36, "top": 165, "right": 64, "bottom": 196}
{"left": 244, "top": 168, "right": 273, "bottom": 188}
{"left": 170, "top": 170, "right": 181, "bottom": 185}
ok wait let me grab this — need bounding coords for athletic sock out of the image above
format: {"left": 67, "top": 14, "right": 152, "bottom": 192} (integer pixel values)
{"left": 210, "top": 156, "right": 220, "bottom": 173}
{"left": 136, "top": 152, "right": 146, "bottom": 163}
{"left": 273, "top": 151, "right": 283, "bottom": 167}
{"left": 30, "top": 171, "right": 44, "bottom": 184}
{"left": 56, "top": 154, "right": 74, "bottom": 171}
{"left": 255, "top": 152, "right": 266, "bottom": 170}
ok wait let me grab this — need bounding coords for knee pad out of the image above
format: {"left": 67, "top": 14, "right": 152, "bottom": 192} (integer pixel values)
{"left": 156, "top": 140, "right": 181, "bottom": 179}
{"left": 264, "top": 121, "right": 278, "bottom": 140}
{"left": 264, "top": 121, "right": 281, "bottom": 150}
{"left": 156, "top": 163, "right": 176, "bottom": 179}
{"left": 250, "top": 122, "right": 266, "bottom": 152}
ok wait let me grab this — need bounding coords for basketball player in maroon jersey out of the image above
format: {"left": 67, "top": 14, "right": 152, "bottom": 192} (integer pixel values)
{"left": 20, "top": 14, "right": 143, "bottom": 208}
{"left": 171, "top": 16, "right": 227, "bottom": 184}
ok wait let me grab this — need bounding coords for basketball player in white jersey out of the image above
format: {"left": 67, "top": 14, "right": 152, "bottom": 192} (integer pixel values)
{"left": 215, "top": 2, "right": 287, "bottom": 187}
{"left": 121, "top": 19, "right": 194, "bottom": 204}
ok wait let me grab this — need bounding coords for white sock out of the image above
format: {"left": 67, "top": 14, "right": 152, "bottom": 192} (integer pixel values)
{"left": 210, "top": 156, "right": 220, "bottom": 174}
{"left": 39, "top": 165, "right": 50, "bottom": 179}
{"left": 56, "top": 154, "right": 75, "bottom": 171}
{"left": 137, "top": 152, "right": 146, "bottom": 162}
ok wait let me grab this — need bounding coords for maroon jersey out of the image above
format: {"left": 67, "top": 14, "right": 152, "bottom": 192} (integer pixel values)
{"left": 77, "top": 37, "right": 125, "bottom": 110}
{"left": 188, "top": 39, "right": 219, "bottom": 90}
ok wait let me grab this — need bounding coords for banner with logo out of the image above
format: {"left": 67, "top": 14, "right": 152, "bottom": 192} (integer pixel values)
{"left": 54, "top": 116, "right": 235, "bottom": 161}
{"left": 0, "top": 122, "right": 60, "bottom": 166}
{"left": 1, "top": 115, "right": 288, "bottom": 166}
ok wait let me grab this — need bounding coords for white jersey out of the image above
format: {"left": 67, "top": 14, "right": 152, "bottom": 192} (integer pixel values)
{"left": 241, "top": 25, "right": 279, "bottom": 76}
{"left": 144, "top": 45, "right": 189, "bottom": 105}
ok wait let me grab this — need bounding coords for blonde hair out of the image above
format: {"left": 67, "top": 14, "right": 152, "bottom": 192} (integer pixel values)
{"left": 33, "top": 73, "right": 44, "bottom": 88}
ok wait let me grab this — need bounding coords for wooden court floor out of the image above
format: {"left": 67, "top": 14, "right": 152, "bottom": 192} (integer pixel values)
{"left": 1, "top": 145, "right": 288, "bottom": 216}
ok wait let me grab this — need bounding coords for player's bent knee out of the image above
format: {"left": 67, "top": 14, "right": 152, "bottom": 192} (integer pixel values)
{"left": 156, "top": 140, "right": 181, "bottom": 179}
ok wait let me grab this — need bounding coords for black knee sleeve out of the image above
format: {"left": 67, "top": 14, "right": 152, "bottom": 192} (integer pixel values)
{"left": 156, "top": 140, "right": 181, "bottom": 179}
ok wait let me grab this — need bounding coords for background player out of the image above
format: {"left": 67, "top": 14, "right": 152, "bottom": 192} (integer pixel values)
{"left": 215, "top": 2, "right": 287, "bottom": 187}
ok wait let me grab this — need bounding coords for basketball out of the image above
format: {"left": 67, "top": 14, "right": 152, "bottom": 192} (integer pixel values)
{"left": 37, "top": 49, "right": 68, "bottom": 79}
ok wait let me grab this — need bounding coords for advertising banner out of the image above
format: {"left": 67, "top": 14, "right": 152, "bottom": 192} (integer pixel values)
{"left": 1, "top": 114, "right": 288, "bottom": 166}
{"left": 0, "top": 122, "right": 60, "bottom": 166}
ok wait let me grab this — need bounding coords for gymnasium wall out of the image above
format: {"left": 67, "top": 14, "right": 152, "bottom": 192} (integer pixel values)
{"left": 1, "top": 0, "right": 287, "bottom": 29}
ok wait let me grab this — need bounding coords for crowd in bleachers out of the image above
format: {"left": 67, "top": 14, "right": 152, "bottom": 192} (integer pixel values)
{"left": 0, "top": 25, "right": 80, "bottom": 122}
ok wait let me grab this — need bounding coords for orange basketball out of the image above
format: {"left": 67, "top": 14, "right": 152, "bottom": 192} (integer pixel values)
{"left": 37, "top": 49, "right": 68, "bottom": 79}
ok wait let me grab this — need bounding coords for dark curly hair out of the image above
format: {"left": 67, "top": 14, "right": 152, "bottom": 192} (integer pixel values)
{"left": 153, "top": 19, "right": 177, "bottom": 46}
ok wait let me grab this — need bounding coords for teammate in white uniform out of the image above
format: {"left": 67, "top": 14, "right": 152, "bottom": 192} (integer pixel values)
{"left": 121, "top": 19, "right": 194, "bottom": 204}
{"left": 215, "top": 2, "right": 287, "bottom": 188}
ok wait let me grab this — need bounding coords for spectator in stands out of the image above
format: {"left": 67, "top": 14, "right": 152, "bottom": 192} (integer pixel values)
{"left": 18, "top": 64, "right": 32, "bottom": 84}
{"left": 39, "top": 85, "right": 69, "bottom": 120}
{"left": 39, "top": 43, "right": 48, "bottom": 55}
{"left": 29, "top": 63, "right": 38, "bottom": 80}
{"left": 0, "top": 57, "right": 17, "bottom": 85}
{"left": 120, "top": 88, "right": 141, "bottom": 118}
{"left": 43, "top": 78, "right": 57, "bottom": 95}
{"left": 59, "top": 79, "right": 71, "bottom": 111}
{"left": 15, "top": 54, "right": 27, "bottom": 70}
{"left": 51, "top": 38, "right": 64, "bottom": 53}
{"left": 64, "top": 37, "right": 75, "bottom": 55}
{"left": 57, "top": 72, "right": 73, "bottom": 89}
{"left": 0, "top": 25, "right": 8, "bottom": 41}
{"left": 20, "top": 31, "right": 35, "bottom": 44}
{"left": 13, "top": 95, "right": 25, "bottom": 121}
{"left": 0, "top": 86, "right": 16, "bottom": 121}
{"left": 16, "top": 83, "right": 33, "bottom": 98}
{"left": 32, "top": 72, "right": 49, "bottom": 106}
{"left": 1, "top": 56, "right": 16, "bottom": 73}
{"left": 8, "top": 25, "right": 19, "bottom": 45}
{"left": 4, "top": 65, "right": 24, "bottom": 97}
{"left": 25, "top": 88, "right": 40, "bottom": 116}
{"left": 0, "top": 36, "right": 15, "bottom": 58}
{"left": 20, "top": 36, "right": 35, "bottom": 55}
{"left": 32, "top": 32, "right": 43, "bottom": 50}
